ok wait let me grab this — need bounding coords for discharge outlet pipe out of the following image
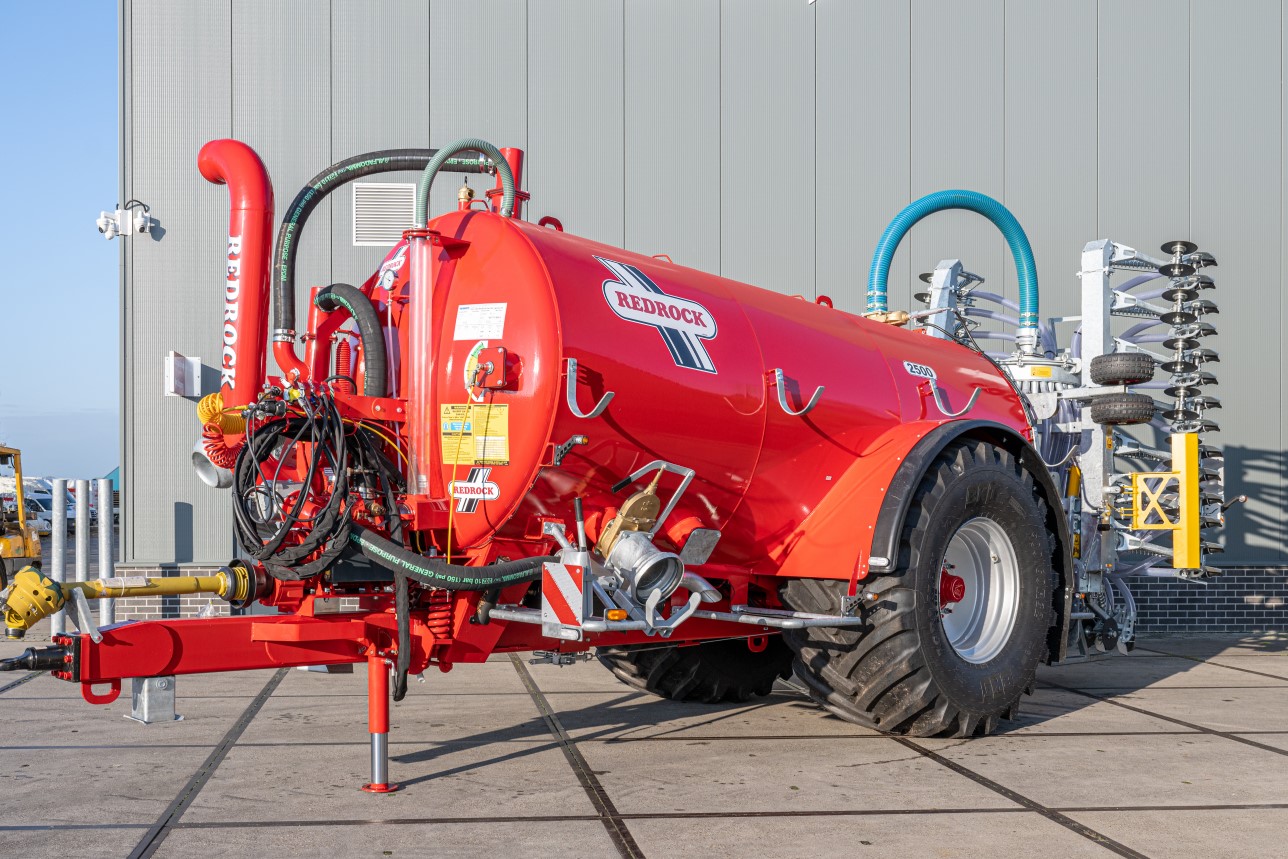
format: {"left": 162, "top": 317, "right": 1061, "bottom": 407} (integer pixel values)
{"left": 868, "top": 190, "right": 1041, "bottom": 355}
{"left": 198, "top": 140, "right": 275, "bottom": 408}
{"left": 405, "top": 139, "right": 517, "bottom": 496}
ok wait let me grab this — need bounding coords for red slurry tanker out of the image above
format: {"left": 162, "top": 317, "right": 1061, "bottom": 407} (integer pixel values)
{"left": 3, "top": 137, "right": 1223, "bottom": 792}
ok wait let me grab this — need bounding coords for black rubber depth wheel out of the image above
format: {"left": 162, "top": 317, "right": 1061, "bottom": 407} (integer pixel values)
{"left": 782, "top": 440, "right": 1056, "bottom": 738}
{"left": 596, "top": 636, "right": 795, "bottom": 704}
{"left": 1089, "top": 352, "right": 1155, "bottom": 386}
{"left": 1090, "top": 392, "right": 1156, "bottom": 425}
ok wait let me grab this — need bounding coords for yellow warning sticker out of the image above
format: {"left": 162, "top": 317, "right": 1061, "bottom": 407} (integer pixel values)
{"left": 1030, "top": 365, "right": 1053, "bottom": 378}
{"left": 439, "top": 404, "right": 510, "bottom": 466}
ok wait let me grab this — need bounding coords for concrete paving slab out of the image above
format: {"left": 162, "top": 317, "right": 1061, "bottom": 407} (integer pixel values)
{"left": 242, "top": 690, "right": 549, "bottom": 746}
{"left": 547, "top": 689, "right": 879, "bottom": 741}
{"left": 236, "top": 666, "right": 549, "bottom": 746}
{"left": 157, "top": 820, "right": 618, "bottom": 859}
{"left": 0, "top": 745, "right": 215, "bottom": 825}
{"left": 627, "top": 810, "right": 1117, "bottom": 859}
{"left": 1138, "top": 634, "right": 1288, "bottom": 658}
{"left": 0, "top": 687, "right": 256, "bottom": 746}
{"left": 578, "top": 736, "right": 1021, "bottom": 814}
{"left": 1229, "top": 732, "right": 1288, "bottom": 752}
{"left": 922, "top": 733, "right": 1288, "bottom": 808}
{"left": 11, "top": 633, "right": 1288, "bottom": 858}
{"left": 0, "top": 827, "right": 146, "bottom": 859}
{"left": 1040, "top": 653, "right": 1288, "bottom": 688}
{"left": 522, "top": 658, "right": 643, "bottom": 693}
{"left": 1000, "top": 686, "right": 1202, "bottom": 735}
{"left": 181, "top": 739, "right": 594, "bottom": 823}
{"left": 1099, "top": 686, "right": 1288, "bottom": 733}
{"left": 1066, "top": 807, "right": 1288, "bottom": 859}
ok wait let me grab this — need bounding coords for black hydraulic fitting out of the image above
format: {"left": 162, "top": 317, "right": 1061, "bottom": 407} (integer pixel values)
{"left": 0, "top": 645, "right": 69, "bottom": 672}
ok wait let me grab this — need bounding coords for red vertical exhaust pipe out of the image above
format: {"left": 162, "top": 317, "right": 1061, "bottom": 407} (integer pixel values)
{"left": 198, "top": 140, "right": 276, "bottom": 409}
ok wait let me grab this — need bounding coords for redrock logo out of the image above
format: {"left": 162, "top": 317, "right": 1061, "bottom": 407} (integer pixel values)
{"left": 220, "top": 234, "right": 243, "bottom": 391}
{"left": 451, "top": 467, "right": 500, "bottom": 513}
{"left": 597, "top": 256, "right": 718, "bottom": 373}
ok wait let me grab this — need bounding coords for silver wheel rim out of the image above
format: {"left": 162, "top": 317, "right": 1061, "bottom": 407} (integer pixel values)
{"left": 939, "top": 517, "right": 1020, "bottom": 664}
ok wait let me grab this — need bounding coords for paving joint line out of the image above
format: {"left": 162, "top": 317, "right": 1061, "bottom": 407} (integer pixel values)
{"left": 125, "top": 801, "right": 1288, "bottom": 832}
{"left": 1041, "top": 679, "right": 1288, "bottom": 759}
{"left": 0, "top": 671, "right": 41, "bottom": 694}
{"left": 128, "top": 668, "right": 288, "bottom": 859}
{"left": 10, "top": 801, "right": 1288, "bottom": 834}
{"left": 1135, "top": 646, "right": 1288, "bottom": 682}
{"left": 891, "top": 736, "right": 1150, "bottom": 859}
{"left": 509, "top": 654, "right": 645, "bottom": 859}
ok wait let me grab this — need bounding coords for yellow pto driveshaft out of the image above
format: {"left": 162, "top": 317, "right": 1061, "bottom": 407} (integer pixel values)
{"left": 3, "top": 563, "right": 258, "bottom": 639}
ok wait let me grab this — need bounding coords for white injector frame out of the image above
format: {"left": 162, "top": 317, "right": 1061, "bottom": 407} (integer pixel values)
{"left": 913, "top": 239, "right": 1231, "bottom": 657}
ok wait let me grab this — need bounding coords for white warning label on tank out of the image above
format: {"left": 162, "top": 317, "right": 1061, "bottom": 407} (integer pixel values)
{"left": 453, "top": 303, "right": 507, "bottom": 340}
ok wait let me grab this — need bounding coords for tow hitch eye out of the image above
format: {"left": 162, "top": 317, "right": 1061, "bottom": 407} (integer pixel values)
{"left": 939, "top": 566, "right": 965, "bottom": 610}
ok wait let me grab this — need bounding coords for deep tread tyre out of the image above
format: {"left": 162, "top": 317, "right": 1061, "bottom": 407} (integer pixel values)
{"left": 596, "top": 636, "right": 794, "bottom": 704}
{"left": 782, "top": 440, "right": 1056, "bottom": 738}
{"left": 1090, "top": 392, "right": 1156, "bottom": 425}
{"left": 1089, "top": 352, "right": 1155, "bottom": 386}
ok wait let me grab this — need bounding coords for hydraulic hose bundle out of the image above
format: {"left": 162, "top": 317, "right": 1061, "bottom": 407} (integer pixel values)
{"left": 232, "top": 392, "right": 354, "bottom": 580}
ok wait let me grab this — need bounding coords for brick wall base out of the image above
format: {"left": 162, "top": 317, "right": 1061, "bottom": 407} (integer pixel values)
{"left": 1129, "top": 567, "right": 1288, "bottom": 635}
{"left": 112, "top": 564, "right": 234, "bottom": 621}
{"left": 111, "top": 564, "right": 362, "bottom": 620}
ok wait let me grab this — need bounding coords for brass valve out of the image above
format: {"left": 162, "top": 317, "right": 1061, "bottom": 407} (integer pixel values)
{"left": 594, "top": 470, "right": 664, "bottom": 558}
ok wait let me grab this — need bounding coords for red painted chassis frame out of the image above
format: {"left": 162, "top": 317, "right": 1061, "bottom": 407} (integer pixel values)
{"left": 55, "top": 588, "right": 775, "bottom": 707}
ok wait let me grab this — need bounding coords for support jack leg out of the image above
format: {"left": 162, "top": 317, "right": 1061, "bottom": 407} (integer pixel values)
{"left": 361, "top": 652, "right": 399, "bottom": 793}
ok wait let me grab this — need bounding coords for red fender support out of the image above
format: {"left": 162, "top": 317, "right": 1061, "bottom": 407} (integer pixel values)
{"left": 198, "top": 139, "right": 281, "bottom": 407}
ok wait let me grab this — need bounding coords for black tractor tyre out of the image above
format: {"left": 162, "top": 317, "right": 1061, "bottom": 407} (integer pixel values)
{"left": 596, "top": 636, "right": 795, "bottom": 704}
{"left": 782, "top": 440, "right": 1056, "bottom": 738}
{"left": 1090, "top": 392, "right": 1156, "bottom": 425}
{"left": 1089, "top": 352, "right": 1155, "bottom": 386}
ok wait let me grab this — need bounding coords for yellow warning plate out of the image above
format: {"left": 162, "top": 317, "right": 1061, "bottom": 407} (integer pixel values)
{"left": 439, "top": 404, "right": 510, "bottom": 466}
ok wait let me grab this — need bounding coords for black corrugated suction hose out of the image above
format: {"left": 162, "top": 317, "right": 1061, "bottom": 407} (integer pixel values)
{"left": 272, "top": 149, "right": 492, "bottom": 335}
{"left": 315, "top": 283, "right": 387, "bottom": 397}
{"left": 349, "top": 524, "right": 551, "bottom": 591}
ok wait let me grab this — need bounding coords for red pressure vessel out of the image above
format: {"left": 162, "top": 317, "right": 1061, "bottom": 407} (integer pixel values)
{"left": 389, "top": 210, "right": 1028, "bottom": 580}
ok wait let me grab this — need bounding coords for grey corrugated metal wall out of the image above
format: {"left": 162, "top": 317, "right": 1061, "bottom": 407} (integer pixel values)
{"left": 121, "top": 0, "right": 1287, "bottom": 565}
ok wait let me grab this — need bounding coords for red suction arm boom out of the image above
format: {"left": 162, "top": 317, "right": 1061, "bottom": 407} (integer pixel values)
{"left": 198, "top": 139, "right": 278, "bottom": 408}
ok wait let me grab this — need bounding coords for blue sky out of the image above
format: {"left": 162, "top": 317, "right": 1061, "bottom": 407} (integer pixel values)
{"left": 0, "top": 4, "right": 118, "bottom": 478}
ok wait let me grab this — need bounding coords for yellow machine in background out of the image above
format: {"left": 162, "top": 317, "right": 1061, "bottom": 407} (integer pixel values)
{"left": 0, "top": 446, "right": 41, "bottom": 587}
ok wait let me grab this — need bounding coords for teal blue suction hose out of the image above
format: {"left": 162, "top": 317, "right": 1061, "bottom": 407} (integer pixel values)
{"left": 414, "top": 138, "right": 516, "bottom": 227}
{"left": 867, "top": 191, "right": 1040, "bottom": 352}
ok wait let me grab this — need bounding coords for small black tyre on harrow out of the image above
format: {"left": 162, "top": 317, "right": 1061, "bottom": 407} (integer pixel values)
{"left": 782, "top": 440, "right": 1057, "bottom": 738}
{"left": 1089, "top": 352, "right": 1155, "bottom": 386}
{"left": 597, "top": 636, "right": 795, "bottom": 704}
{"left": 1090, "top": 392, "right": 1156, "bottom": 425}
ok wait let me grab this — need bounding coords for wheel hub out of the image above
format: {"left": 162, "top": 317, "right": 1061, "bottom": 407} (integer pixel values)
{"left": 938, "top": 517, "right": 1021, "bottom": 664}
{"left": 939, "top": 566, "right": 966, "bottom": 608}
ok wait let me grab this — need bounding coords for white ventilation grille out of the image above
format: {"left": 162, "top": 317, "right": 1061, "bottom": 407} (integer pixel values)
{"left": 352, "top": 182, "right": 416, "bottom": 247}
